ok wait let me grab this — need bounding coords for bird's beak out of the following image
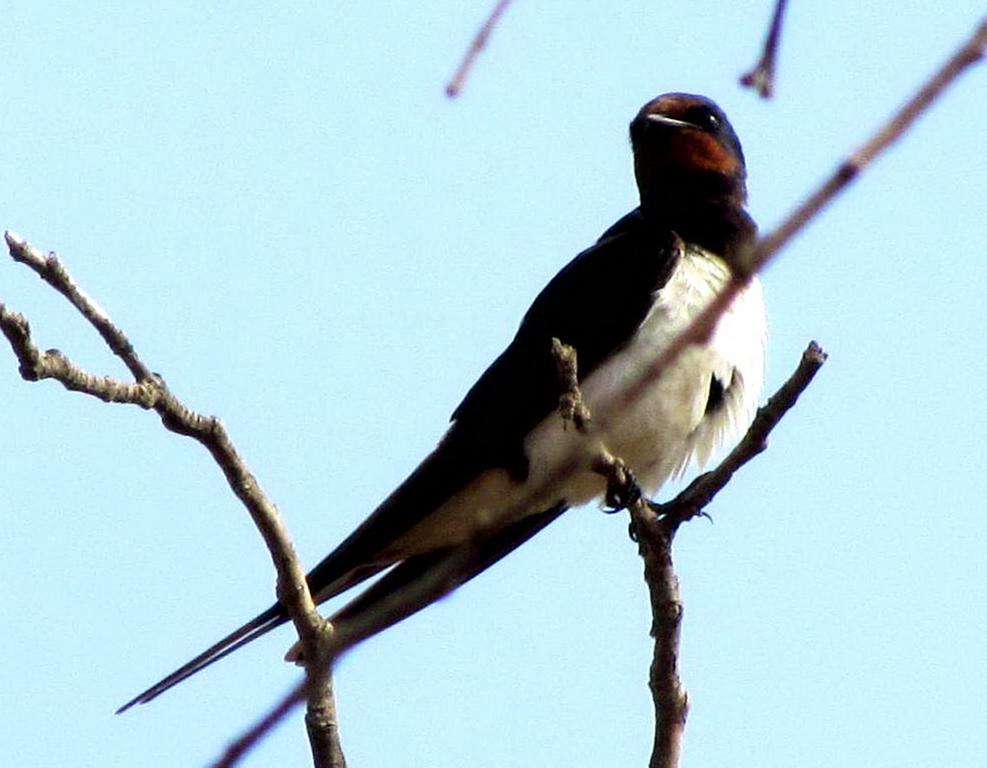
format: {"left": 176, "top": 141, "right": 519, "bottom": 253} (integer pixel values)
{"left": 646, "top": 113, "right": 692, "bottom": 129}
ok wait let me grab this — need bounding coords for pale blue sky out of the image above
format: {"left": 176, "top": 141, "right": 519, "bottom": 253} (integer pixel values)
{"left": 2, "top": 3, "right": 986, "bottom": 767}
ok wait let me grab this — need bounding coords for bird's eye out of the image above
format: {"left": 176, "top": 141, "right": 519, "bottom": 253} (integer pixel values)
{"left": 686, "top": 106, "right": 721, "bottom": 132}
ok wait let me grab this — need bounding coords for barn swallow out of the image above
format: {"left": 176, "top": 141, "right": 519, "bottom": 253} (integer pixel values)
{"left": 118, "top": 93, "right": 766, "bottom": 712}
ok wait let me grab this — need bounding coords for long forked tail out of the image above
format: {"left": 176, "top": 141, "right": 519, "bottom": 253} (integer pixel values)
{"left": 115, "top": 604, "right": 287, "bottom": 713}
{"left": 119, "top": 502, "right": 570, "bottom": 712}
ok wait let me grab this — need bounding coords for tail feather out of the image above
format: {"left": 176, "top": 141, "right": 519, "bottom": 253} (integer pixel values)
{"left": 117, "top": 433, "right": 555, "bottom": 711}
{"left": 116, "top": 604, "right": 286, "bottom": 713}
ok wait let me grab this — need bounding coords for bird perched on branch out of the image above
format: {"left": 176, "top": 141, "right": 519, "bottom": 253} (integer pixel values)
{"left": 119, "top": 93, "right": 766, "bottom": 712}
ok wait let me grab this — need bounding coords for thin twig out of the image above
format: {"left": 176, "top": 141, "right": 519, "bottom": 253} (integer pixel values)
{"left": 551, "top": 337, "right": 591, "bottom": 431}
{"left": 740, "top": 0, "right": 789, "bottom": 98}
{"left": 1, "top": 231, "right": 345, "bottom": 768}
{"left": 445, "top": 0, "right": 514, "bottom": 98}
{"left": 631, "top": 504, "right": 687, "bottom": 768}
{"left": 620, "top": 342, "right": 827, "bottom": 768}
{"left": 5, "top": 231, "right": 152, "bottom": 381}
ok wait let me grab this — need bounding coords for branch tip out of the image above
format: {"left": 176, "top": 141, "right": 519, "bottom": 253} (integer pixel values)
{"left": 5, "top": 229, "right": 25, "bottom": 249}
{"left": 445, "top": 0, "right": 514, "bottom": 98}
{"left": 739, "top": 0, "right": 789, "bottom": 99}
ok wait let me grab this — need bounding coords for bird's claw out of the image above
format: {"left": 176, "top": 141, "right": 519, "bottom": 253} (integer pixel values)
{"left": 603, "top": 466, "right": 643, "bottom": 513}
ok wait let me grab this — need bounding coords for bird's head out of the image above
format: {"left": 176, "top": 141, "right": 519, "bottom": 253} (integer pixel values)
{"left": 629, "top": 93, "right": 747, "bottom": 207}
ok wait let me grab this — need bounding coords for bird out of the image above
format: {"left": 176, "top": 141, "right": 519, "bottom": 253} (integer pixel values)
{"left": 118, "top": 92, "right": 766, "bottom": 712}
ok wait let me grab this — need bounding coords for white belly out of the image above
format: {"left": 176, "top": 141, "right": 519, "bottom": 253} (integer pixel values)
{"left": 525, "top": 243, "right": 766, "bottom": 504}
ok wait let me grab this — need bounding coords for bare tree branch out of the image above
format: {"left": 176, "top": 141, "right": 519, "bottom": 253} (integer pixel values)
{"left": 445, "top": 0, "right": 514, "bottom": 98}
{"left": 646, "top": 343, "right": 826, "bottom": 767}
{"left": 0, "top": 231, "right": 344, "bottom": 768}
{"left": 593, "top": 342, "right": 827, "bottom": 768}
{"left": 740, "top": 0, "right": 790, "bottom": 98}
{"left": 633, "top": 509, "right": 687, "bottom": 768}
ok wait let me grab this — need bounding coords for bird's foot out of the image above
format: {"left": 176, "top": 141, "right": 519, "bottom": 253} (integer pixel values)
{"left": 602, "top": 464, "right": 643, "bottom": 513}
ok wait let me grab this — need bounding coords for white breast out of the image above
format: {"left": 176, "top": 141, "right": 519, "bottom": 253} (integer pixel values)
{"left": 526, "top": 242, "right": 766, "bottom": 504}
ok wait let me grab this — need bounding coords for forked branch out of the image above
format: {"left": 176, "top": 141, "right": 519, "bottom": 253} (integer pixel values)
{"left": 0, "top": 231, "right": 344, "bottom": 768}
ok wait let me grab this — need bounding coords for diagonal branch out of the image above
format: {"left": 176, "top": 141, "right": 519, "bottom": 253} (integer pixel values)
{"left": 1, "top": 231, "right": 344, "bottom": 768}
